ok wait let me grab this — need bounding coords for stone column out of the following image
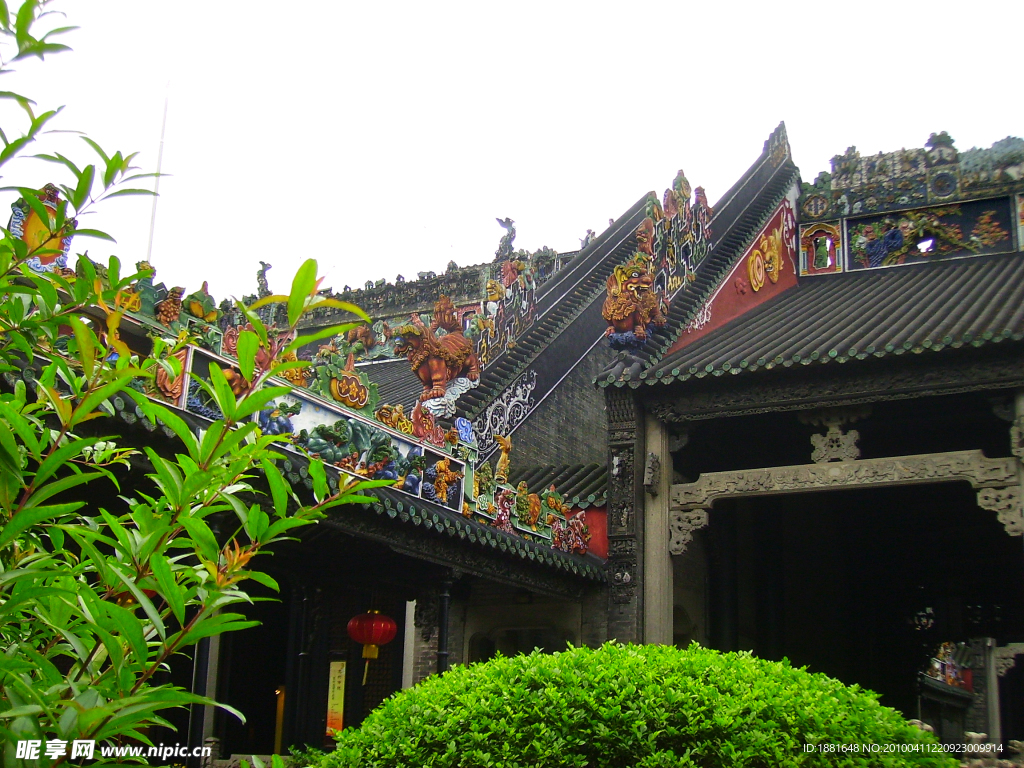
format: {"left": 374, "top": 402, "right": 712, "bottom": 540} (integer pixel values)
{"left": 606, "top": 388, "right": 645, "bottom": 643}
{"left": 643, "top": 415, "right": 673, "bottom": 645}
{"left": 1015, "top": 389, "right": 1024, "bottom": 548}
{"left": 985, "top": 637, "right": 1001, "bottom": 746}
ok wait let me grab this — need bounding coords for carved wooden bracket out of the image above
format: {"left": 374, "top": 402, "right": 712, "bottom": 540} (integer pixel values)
{"left": 995, "top": 644, "right": 1024, "bottom": 677}
{"left": 668, "top": 509, "right": 708, "bottom": 556}
{"left": 977, "top": 486, "right": 1023, "bottom": 536}
{"left": 669, "top": 449, "right": 1022, "bottom": 554}
{"left": 1011, "top": 416, "right": 1024, "bottom": 460}
{"left": 643, "top": 452, "right": 661, "bottom": 496}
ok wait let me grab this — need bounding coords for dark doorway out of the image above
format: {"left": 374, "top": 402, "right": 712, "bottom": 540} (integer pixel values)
{"left": 216, "top": 579, "right": 291, "bottom": 756}
{"left": 704, "top": 483, "right": 1024, "bottom": 721}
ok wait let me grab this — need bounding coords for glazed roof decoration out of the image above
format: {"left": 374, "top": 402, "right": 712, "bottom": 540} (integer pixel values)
{"left": 8, "top": 183, "right": 76, "bottom": 274}
{"left": 602, "top": 252, "right": 669, "bottom": 351}
{"left": 637, "top": 132, "right": 1024, "bottom": 388}
{"left": 799, "top": 133, "right": 1024, "bottom": 222}
{"left": 599, "top": 123, "right": 800, "bottom": 386}
{"left": 4, "top": 194, "right": 604, "bottom": 576}
{"left": 389, "top": 295, "right": 481, "bottom": 418}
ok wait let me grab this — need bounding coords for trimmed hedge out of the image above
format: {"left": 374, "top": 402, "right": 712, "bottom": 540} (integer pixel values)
{"left": 315, "top": 643, "right": 955, "bottom": 767}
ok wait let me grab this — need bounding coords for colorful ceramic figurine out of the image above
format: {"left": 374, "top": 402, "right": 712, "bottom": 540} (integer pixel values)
{"left": 601, "top": 253, "right": 668, "bottom": 349}
{"left": 392, "top": 295, "right": 481, "bottom": 407}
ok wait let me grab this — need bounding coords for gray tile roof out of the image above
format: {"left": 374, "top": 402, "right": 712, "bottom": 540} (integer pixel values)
{"left": 509, "top": 463, "right": 608, "bottom": 509}
{"left": 639, "top": 253, "right": 1024, "bottom": 385}
{"left": 357, "top": 358, "right": 423, "bottom": 410}
{"left": 362, "top": 487, "right": 606, "bottom": 580}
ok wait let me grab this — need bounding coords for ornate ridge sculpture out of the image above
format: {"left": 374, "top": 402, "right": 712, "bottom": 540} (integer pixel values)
{"left": 602, "top": 253, "right": 668, "bottom": 350}
{"left": 392, "top": 295, "right": 481, "bottom": 418}
{"left": 495, "top": 217, "right": 516, "bottom": 261}
{"left": 31, "top": 250, "right": 600, "bottom": 564}
{"left": 799, "top": 132, "right": 1024, "bottom": 223}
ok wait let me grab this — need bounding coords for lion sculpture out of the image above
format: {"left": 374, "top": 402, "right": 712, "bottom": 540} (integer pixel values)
{"left": 392, "top": 295, "right": 481, "bottom": 403}
{"left": 601, "top": 253, "right": 667, "bottom": 347}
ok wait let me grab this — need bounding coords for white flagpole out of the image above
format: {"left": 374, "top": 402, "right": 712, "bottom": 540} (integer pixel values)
{"left": 145, "top": 85, "right": 169, "bottom": 263}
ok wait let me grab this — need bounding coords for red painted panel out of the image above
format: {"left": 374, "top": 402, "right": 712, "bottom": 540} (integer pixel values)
{"left": 580, "top": 506, "right": 607, "bottom": 560}
{"left": 665, "top": 199, "right": 798, "bottom": 356}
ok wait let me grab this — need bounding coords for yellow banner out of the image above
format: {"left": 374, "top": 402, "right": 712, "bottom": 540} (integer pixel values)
{"left": 326, "top": 660, "right": 346, "bottom": 735}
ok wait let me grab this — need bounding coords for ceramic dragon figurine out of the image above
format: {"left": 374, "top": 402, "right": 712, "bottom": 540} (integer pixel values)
{"left": 601, "top": 253, "right": 668, "bottom": 349}
{"left": 392, "top": 295, "right": 481, "bottom": 405}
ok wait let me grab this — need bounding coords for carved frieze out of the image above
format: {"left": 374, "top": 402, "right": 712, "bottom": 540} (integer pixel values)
{"left": 643, "top": 452, "right": 661, "bottom": 496}
{"left": 607, "top": 388, "right": 639, "bottom": 428}
{"left": 1011, "top": 416, "right": 1024, "bottom": 460}
{"left": 668, "top": 450, "right": 1022, "bottom": 554}
{"left": 609, "top": 445, "right": 636, "bottom": 531}
{"left": 414, "top": 592, "right": 438, "bottom": 642}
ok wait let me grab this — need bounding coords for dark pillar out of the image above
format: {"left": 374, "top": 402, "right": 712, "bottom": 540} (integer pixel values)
{"left": 283, "top": 582, "right": 318, "bottom": 749}
{"left": 437, "top": 577, "right": 452, "bottom": 673}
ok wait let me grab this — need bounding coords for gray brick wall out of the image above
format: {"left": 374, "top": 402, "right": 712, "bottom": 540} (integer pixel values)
{"left": 512, "top": 345, "right": 617, "bottom": 470}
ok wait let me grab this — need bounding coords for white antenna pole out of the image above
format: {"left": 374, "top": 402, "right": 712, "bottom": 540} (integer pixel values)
{"left": 145, "top": 85, "right": 169, "bottom": 263}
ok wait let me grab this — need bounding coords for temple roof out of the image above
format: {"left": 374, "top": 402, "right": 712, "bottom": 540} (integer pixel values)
{"left": 598, "top": 128, "right": 801, "bottom": 386}
{"left": 360, "top": 486, "right": 606, "bottom": 580}
{"left": 456, "top": 203, "right": 648, "bottom": 419}
{"left": 639, "top": 252, "right": 1024, "bottom": 385}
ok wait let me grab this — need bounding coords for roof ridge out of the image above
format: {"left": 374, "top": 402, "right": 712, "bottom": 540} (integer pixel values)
{"left": 597, "top": 164, "right": 800, "bottom": 388}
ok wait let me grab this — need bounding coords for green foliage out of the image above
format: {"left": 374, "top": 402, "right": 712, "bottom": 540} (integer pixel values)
{"left": 0, "top": 4, "right": 378, "bottom": 764}
{"left": 315, "top": 643, "right": 956, "bottom": 768}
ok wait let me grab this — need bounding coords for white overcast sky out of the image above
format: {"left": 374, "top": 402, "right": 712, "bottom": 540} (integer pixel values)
{"left": 3, "top": 1, "right": 1021, "bottom": 299}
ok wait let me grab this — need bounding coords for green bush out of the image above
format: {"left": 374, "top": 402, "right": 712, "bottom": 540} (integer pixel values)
{"left": 315, "top": 643, "right": 955, "bottom": 768}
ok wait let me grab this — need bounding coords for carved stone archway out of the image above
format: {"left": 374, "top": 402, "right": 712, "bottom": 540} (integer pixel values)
{"left": 669, "top": 449, "right": 1022, "bottom": 554}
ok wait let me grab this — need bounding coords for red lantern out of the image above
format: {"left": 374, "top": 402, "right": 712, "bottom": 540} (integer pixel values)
{"left": 347, "top": 610, "right": 398, "bottom": 684}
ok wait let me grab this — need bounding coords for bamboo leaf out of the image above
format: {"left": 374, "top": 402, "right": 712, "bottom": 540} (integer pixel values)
{"left": 179, "top": 517, "right": 219, "bottom": 563}
{"left": 236, "top": 330, "right": 258, "bottom": 382}
{"left": 247, "top": 293, "right": 288, "bottom": 310}
{"left": 67, "top": 315, "right": 95, "bottom": 379}
{"left": 261, "top": 459, "right": 289, "bottom": 516}
{"left": 101, "top": 188, "right": 157, "bottom": 199}
{"left": 109, "top": 562, "right": 166, "bottom": 641}
{"left": 307, "top": 298, "right": 370, "bottom": 322}
{"left": 287, "top": 258, "right": 318, "bottom": 327}
{"left": 281, "top": 323, "right": 361, "bottom": 356}
{"left": 0, "top": 503, "right": 84, "bottom": 548}
{"left": 149, "top": 553, "right": 185, "bottom": 626}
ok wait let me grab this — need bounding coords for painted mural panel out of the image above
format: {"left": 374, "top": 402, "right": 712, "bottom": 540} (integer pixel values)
{"left": 665, "top": 199, "right": 797, "bottom": 356}
{"left": 259, "top": 385, "right": 467, "bottom": 514}
{"left": 845, "top": 197, "right": 1013, "bottom": 271}
{"left": 799, "top": 222, "right": 843, "bottom": 276}
{"left": 1017, "top": 194, "right": 1024, "bottom": 248}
